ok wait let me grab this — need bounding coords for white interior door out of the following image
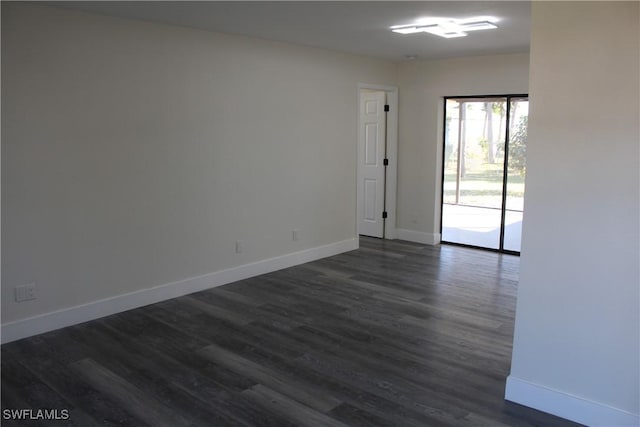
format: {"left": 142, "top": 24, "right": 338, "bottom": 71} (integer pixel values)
{"left": 357, "top": 91, "right": 386, "bottom": 238}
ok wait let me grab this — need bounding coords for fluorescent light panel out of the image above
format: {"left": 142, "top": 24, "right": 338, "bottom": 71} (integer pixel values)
{"left": 460, "top": 21, "right": 498, "bottom": 31}
{"left": 391, "top": 17, "right": 498, "bottom": 38}
{"left": 392, "top": 26, "right": 423, "bottom": 35}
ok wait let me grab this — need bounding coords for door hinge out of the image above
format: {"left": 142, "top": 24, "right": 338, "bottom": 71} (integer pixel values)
{"left": 382, "top": 211, "right": 388, "bottom": 219}
{"left": 384, "top": 104, "right": 390, "bottom": 112}
{"left": 383, "top": 158, "right": 389, "bottom": 166}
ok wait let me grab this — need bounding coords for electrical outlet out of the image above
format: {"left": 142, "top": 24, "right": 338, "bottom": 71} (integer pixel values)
{"left": 15, "top": 283, "right": 37, "bottom": 302}
{"left": 292, "top": 229, "right": 300, "bottom": 242}
{"left": 235, "top": 240, "right": 243, "bottom": 254}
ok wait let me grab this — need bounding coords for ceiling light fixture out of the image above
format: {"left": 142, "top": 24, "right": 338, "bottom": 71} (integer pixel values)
{"left": 391, "top": 16, "right": 498, "bottom": 38}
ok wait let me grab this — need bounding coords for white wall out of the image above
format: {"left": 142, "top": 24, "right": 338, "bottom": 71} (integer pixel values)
{"left": 506, "top": 2, "right": 639, "bottom": 425}
{"left": 396, "top": 53, "right": 529, "bottom": 243}
{"left": 1, "top": 3, "right": 396, "bottom": 335}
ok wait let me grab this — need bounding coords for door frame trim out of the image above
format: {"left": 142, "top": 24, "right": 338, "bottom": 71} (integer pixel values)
{"left": 357, "top": 83, "right": 398, "bottom": 239}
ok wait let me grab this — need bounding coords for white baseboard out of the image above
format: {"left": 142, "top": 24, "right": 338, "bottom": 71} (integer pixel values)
{"left": 505, "top": 376, "right": 639, "bottom": 426}
{"left": 1, "top": 238, "right": 359, "bottom": 344}
{"left": 396, "top": 228, "right": 441, "bottom": 245}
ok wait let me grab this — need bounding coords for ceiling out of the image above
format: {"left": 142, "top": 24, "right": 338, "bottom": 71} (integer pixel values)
{"left": 46, "top": 1, "right": 531, "bottom": 62}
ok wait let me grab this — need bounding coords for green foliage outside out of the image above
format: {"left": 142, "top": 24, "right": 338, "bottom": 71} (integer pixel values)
{"left": 500, "top": 116, "right": 527, "bottom": 176}
{"left": 443, "top": 100, "right": 528, "bottom": 211}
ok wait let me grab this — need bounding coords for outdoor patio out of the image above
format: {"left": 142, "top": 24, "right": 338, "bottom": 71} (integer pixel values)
{"left": 441, "top": 203, "right": 522, "bottom": 251}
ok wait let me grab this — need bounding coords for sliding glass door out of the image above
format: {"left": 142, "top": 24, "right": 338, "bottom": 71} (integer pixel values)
{"left": 441, "top": 95, "right": 528, "bottom": 253}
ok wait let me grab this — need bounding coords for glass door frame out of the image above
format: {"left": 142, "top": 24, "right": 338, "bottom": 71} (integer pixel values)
{"left": 440, "top": 94, "right": 529, "bottom": 255}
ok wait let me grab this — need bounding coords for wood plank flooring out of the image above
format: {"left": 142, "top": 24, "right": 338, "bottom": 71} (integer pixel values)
{"left": 1, "top": 237, "right": 582, "bottom": 426}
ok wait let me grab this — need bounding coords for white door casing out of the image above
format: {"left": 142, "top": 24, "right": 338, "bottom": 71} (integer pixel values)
{"left": 357, "top": 91, "right": 386, "bottom": 238}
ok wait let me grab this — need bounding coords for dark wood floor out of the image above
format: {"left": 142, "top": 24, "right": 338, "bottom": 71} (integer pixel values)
{"left": 1, "top": 237, "right": 582, "bottom": 426}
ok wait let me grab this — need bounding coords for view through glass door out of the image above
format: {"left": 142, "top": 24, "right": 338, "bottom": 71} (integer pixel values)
{"left": 441, "top": 95, "right": 528, "bottom": 253}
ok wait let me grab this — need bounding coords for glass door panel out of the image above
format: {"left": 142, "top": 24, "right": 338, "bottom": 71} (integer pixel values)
{"left": 442, "top": 99, "right": 507, "bottom": 250}
{"left": 503, "top": 98, "right": 529, "bottom": 252}
{"left": 441, "top": 95, "right": 528, "bottom": 253}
